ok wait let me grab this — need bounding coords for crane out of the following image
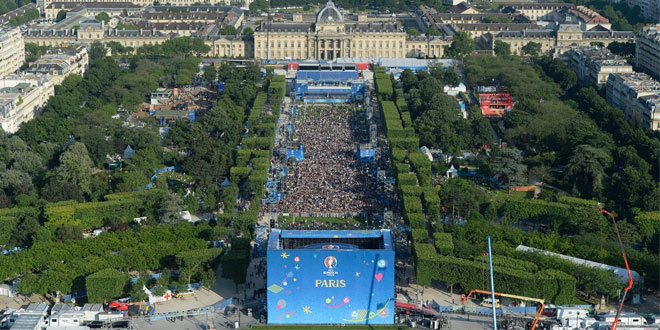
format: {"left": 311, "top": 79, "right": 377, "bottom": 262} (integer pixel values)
{"left": 598, "top": 206, "right": 634, "bottom": 330}
{"left": 461, "top": 289, "right": 545, "bottom": 330}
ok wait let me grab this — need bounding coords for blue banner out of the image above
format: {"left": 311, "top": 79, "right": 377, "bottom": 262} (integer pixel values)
{"left": 267, "top": 249, "right": 394, "bottom": 324}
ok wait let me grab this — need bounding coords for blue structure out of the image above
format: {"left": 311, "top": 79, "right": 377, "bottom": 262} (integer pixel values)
{"left": 218, "top": 82, "right": 226, "bottom": 93}
{"left": 294, "top": 63, "right": 365, "bottom": 103}
{"left": 286, "top": 145, "right": 305, "bottom": 161}
{"left": 357, "top": 145, "right": 375, "bottom": 163}
{"left": 267, "top": 230, "right": 394, "bottom": 325}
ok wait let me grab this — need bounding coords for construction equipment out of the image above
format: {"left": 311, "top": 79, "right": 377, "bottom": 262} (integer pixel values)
{"left": 598, "top": 206, "right": 634, "bottom": 330}
{"left": 461, "top": 289, "right": 544, "bottom": 330}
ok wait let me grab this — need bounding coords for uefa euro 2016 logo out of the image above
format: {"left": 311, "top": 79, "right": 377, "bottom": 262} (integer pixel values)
{"left": 323, "top": 256, "right": 338, "bottom": 276}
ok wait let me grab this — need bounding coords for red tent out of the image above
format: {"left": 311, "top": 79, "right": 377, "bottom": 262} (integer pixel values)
{"left": 117, "top": 305, "right": 129, "bottom": 311}
{"left": 108, "top": 301, "right": 121, "bottom": 309}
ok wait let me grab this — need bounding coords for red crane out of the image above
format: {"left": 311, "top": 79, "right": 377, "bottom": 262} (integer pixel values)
{"left": 598, "top": 206, "right": 634, "bottom": 330}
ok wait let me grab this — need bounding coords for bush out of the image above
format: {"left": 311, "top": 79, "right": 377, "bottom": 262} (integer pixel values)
{"left": 403, "top": 195, "right": 423, "bottom": 215}
{"left": 412, "top": 229, "right": 429, "bottom": 243}
{"left": 391, "top": 148, "right": 407, "bottom": 163}
{"left": 433, "top": 232, "right": 453, "bottom": 255}
{"left": 86, "top": 268, "right": 128, "bottom": 303}
{"left": 398, "top": 173, "right": 418, "bottom": 187}
{"left": 390, "top": 137, "right": 420, "bottom": 152}
{"left": 407, "top": 213, "right": 426, "bottom": 228}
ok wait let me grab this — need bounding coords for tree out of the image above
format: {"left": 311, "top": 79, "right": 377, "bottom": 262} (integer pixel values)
{"left": 428, "top": 28, "right": 441, "bottom": 36}
{"left": 202, "top": 65, "right": 217, "bottom": 84}
{"left": 86, "top": 269, "right": 128, "bottom": 303}
{"left": 221, "top": 26, "right": 237, "bottom": 35}
{"left": 494, "top": 40, "right": 511, "bottom": 56}
{"left": 566, "top": 145, "right": 611, "bottom": 198}
{"left": 242, "top": 27, "right": 254, "bottom": 37}
{"left": 56, "top": 142, "right": 94, "bottom": 196}
{"left": 407, "top": 27, "right": 420, "bottom": 36}
{"left": 89, "top": 41, "right": 107, "bottom": 61}
{"left": 95, "top": 12, "right": 110, "bottom": 23}
{"left": 521, "top": 42, "right": 542, "bottom": 57}
{"left": 159, "top": 193, "right": 185, "bottom": 224}
{"left": 444, "top": 32, "right": 474, "bottom": 58}
{"left": 491, "top": 147, "right": 527, "bottom": 187}
{"left": 56, "top": 10, "right": 67, "bottom": 22}
{"left": 175, "top": 248, "right": 222, "bottom": 284}
{"left": 607, "top": 41, "right": 636, "bottom": 57}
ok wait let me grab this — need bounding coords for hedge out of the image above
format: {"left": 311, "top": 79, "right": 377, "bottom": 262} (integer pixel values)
{"left": 391, "top": 148, "right": 407, "bottom": 163}
{"left": 229, "top": 167, "right": 251, "bottom": 184}
{"left": 397, "top": 173, "right": 418, "bottom": 187}
{"left": 236, "top": 150, "right": 252, "bottom": 167}
{"left": 389, "top": 137, "right": 419, "bottom": 152}
{"left": 471, "top": 255, "right": 538, "bottom": 273}
{"left": 414, "top": 251, "right": 575, "bottom": 304}
{"left": 401, "top": 112, "right": 412, "bottom": 127}
{"left": 423, "top": 190, "right": 441, "bottom": 219}
{"left": 44, "top": 199, "right": 142, "bottom": 230}
{"left": 403, "top": 195, "right": 423, "bottom": 215}
{"left": 394, "top": 163, "right": 411, "bottom": 176}
{"left": 433, "top": 232, "right": 454, "bottom": 255}
{"left": 242, "top": 137, "right": 273, "bottom": 151}
{"left": 251, "top": 157, "right": 270, "bottom": 171}
{"left": 412, "top": 229, "right": 429, "bottom": 244}
{"left": 407, "top": 213, "right": 426, "bottom": 229}
{"left": 86, "top": 268, "right": 128, "bottom": 303}
{"left": 400, "top": 185, "right": 425, "bottom": 197}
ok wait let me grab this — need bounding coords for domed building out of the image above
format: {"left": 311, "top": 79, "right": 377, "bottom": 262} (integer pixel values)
{"left": 253, "top": 0, "right": 450, "bottom": 60}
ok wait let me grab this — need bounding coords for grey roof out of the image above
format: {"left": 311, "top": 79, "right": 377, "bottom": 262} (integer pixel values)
{"left": 495, "top": 29, "right": 553, "bottom": 38}
{"left": 317, "top": 0, "right": 343, "bottom": 24}
{"left": 81, "top": 304, "right": 103, "bottom": 312}
{"left": 455, "top": 23, "right": 540, "bottom": 32}
{"left": 346, "top": 23, "right": 401, "bottom": 33}
{"left": 25, "top": 304, "right": 48, "bottom": 313}
{"left": 9, "top": 314, "right": 42, "bottom": 330}
{"left": 261, "top": 23, "right": 310, "bottom": 33}
{"left": 51, "top": 304, "right": 75, "bottom": 314}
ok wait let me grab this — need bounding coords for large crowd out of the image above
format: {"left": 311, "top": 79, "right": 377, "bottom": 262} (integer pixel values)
{"left": 265, "top": 105, "right": 383, "bottom": 216}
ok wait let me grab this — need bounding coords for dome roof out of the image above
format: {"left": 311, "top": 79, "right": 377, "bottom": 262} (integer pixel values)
{"left": 317, "top": 1, "right": 343, "bottom": 24}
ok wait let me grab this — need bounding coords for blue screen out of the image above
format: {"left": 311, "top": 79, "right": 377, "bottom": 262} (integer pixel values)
{"left": 267, "top": 249, "right": 394, "bottom": 324}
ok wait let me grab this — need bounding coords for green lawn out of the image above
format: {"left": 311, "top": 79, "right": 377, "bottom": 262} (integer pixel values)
{"left": 251, "top": 326, "right": 409, "bottom": 330}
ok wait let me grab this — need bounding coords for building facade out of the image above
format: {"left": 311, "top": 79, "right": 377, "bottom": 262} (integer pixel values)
{"left": 494, "top": 28, "right": 635, "bottom": 56}
{"left": 0, "top": 77, "right": 54, "bottom": 133}
{"left": 0, "top": 27, "right": 25, "bottom": 80}
{"left": 637, "top": 24, "right": 660, "bottom": 80}
{"left": 24, "top": 47, "right": 88, "bottom": 85}
{"left": 561, "top": 46, "right": 633, "bottom": 88}
{"left": 40, "top": 0, "right": 232, "bottom": 12}
{"left": 253, "top": 1, "right": 450, "bottom": 61}
{"left": 606, "top": 72, "right": 660, "bottom": 130}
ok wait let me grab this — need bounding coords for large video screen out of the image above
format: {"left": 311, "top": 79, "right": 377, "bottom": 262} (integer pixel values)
{"left": 267, "top": 248, "right": 394, "bottom": 324}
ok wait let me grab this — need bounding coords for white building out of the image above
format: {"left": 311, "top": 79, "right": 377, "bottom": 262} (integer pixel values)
{"left": 24, "top": 47, "right": 89, "bottom": 85}
{"left": 0, "top": 76, "right": 54, "bottom": 133}
{"left": 637, "top": 24, "right": 660, "bottom": 80}
{"left": 8, "top": 304, "right": 49, "bottom": 330}
{"left": 0, "top": 27, "right": 25, "bottom": 80}
{"left": 561, "top": 46, "right": 633, "bottom": 89}
{"left": 606, "top": 72, "right": 660, "bottom": 131}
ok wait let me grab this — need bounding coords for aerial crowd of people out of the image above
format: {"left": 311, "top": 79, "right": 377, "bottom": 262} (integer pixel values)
{"left": 265, "top": 105, "right": 383, "bottom": 217}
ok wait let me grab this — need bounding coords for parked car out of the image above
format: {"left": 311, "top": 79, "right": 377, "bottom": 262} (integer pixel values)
{"left": 111, "top": 320, "right": 129, "bottom": 329}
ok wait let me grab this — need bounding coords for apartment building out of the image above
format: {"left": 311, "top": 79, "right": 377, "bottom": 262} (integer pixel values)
{"left": 637, "top": 24, "right": 660, "bottom": 80}
{"left": 562, "top": 46, "right": 633, "bottom": 88}
{"left": 0, "top": 76, "right": 54, "bottom": 133}
{"left": 0, "top": 27, "right": 25, "bottom": 80}
{"left": 606, "top": 72, "right": 660, "bottom": 130}
{"left": 24, "top": 47, "right": 89, "bottom": 85}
